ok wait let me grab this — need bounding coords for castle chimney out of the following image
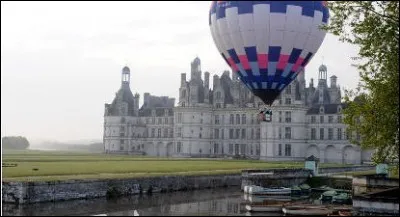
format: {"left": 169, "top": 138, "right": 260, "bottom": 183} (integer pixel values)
{"left": 204, "top": 72, "right": 210, "bottom": 89}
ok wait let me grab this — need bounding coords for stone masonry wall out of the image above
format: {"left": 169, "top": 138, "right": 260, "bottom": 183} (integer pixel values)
{"left": 2, "top": 174, "right": 241, "bottom": 204}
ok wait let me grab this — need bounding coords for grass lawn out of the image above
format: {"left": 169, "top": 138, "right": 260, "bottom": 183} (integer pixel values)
{"left": 2, "top": 149, "right": 342, "bottom": 182}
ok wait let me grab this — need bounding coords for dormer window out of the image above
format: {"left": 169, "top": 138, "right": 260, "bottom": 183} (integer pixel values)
{"left": 152, "top": 109, "right": 156, "bottom": 116}
{"left": 337, "top": 105, "right": 342, "bottom": 113}
{"left": 319, "top": 106, "right": 324, "bottom": 114}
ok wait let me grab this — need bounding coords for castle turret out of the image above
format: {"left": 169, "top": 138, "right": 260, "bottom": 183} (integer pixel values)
{"left": 330, "top": 75, "right": 337, "bottom": 88}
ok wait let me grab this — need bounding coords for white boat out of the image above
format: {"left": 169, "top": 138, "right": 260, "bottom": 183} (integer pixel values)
{"left": 244, "top": 195, "right": 292, "bottom": 203}
{"left": 282, "top": 205, "right": 332, "bottom": 216}
{"left": 248, "top": 186, "right": 291, "bottom": 195}
{"left": 244, "top": 185, "right": 258, "bottom": 193}
{"left": 245, "top": 204, "right": 283, "bottom": 212}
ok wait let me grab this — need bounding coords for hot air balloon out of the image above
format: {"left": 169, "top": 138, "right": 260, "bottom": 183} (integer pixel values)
{"left": 209, "top": 1, "right": 329, "bottom": 118}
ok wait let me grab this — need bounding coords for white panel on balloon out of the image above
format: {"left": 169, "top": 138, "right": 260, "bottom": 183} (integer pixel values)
{"left": 293, "top": 32, "right": 309, "bottom": 50}
{"left": 238, "top": 13, "right": 254, "bottom": 32}
{"left": 255, "top": 28, "right": 269, "bottom": 54}
{"left": 217, "top": 18, "right": 234, "bottom": 51}
{"left": 311, "top": 11, "right": 324, "bottom": 37}
{"left": 253, "top": 4, "right": 270, "bottom": 30}
{"left": 242, "top": 30, "right": 257, "bottom": 48}
{"left": 299, "top": 16, "right": 314, "bottom": 34}
{"left": 269, "top": 29, "right": 284, "bottom": 48}
{"left": 226, "top": 7, "right": 240, "bottom": 33}
{"left": 269, "top": 13, "right": 286, "bottom": 31}
{"left": 281, "top": 31, "right": 297, "bottom": 55}
{"left": 230, "top": 33, "right": 245, "bottom": 55}
{"left": 285, "top": 5, "right": 302, "bottom": 32}
{"left": 303, "top": 35, "right": 317, "bottom": 56}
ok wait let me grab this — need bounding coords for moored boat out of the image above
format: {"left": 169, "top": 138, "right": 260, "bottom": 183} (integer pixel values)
{"left": 248, "top": 186, "right": 291, "bottom": 195}
{"left": 245, "top": 204, "right": 284, "bottom": 212}
{"left": 282, "top": 205, "right": 333, "bottom": 216}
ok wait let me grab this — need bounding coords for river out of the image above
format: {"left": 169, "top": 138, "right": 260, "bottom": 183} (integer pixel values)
{"left": 2, "top": 187, "right": 344, "bottom": 216}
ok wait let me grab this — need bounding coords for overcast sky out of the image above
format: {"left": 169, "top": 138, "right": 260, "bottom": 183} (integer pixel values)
{"left": 1, "top": 1, "right": 361, "bottom": 143}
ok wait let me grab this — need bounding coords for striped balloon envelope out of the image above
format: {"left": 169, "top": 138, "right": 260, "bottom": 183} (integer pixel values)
{"left": 209, "top": 1, "right": 329, "bottom": 106}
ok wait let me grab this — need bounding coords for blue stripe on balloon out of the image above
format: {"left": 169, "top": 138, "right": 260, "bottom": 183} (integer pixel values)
{"left": 245, "top": 46, "right": 258, "bottom": 62}
{"left": 230, "top": 1, "right": 253, "bottom": 14}
{"left": 288, "top": 48, "right": 302, "bottom": 64}
{"left": 322, "top": 7, "right": 329, "bottom": 23}
{"left": 227, "top": 49, "right": 240, "bottom": 64}
{"left": 217, "top": 1, "right": 327, "bottom": 20}
{"left": 270, "top": 1, "right": 287, "bottom": 13}
{"left": 216, "top": 3, "right": 226, "bottom": 19}
{"left": 268, "top": 47, "right": 281, "bottom": 62}
{"left": 301, "top": 52, "right": 313, "bottom": 67}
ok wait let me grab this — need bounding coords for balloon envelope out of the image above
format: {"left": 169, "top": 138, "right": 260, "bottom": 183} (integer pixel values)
{"left": 209, "top": 1, "right": 329, "bottom": 105}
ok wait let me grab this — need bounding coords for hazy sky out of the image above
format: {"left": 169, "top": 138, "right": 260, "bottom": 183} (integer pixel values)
{"left": 1, "top": 1, "right": 361, "bottom": 143}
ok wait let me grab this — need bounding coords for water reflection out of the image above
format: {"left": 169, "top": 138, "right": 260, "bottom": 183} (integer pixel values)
{"left": 2, "top": 187, "right": 338, "bottom": 216}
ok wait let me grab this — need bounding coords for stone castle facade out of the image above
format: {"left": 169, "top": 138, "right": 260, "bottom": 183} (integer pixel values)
{"left": 103, "top": 57, "right": 372, "bottom": 164}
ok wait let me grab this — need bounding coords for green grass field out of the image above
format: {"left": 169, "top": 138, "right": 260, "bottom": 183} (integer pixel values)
{"left": 2, "top": 149, "right": 342, "bottom": 182}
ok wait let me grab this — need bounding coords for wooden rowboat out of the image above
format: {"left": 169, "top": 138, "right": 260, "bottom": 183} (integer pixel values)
{"left": 282, "top": 205, "right": 333, "bottom": 216}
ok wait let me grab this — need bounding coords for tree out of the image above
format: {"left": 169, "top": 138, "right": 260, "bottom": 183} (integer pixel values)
{"left": 323, "top": 1, "right": 399, "bottom": 166}
{"left": 2, "top": 136, "right": 30, "bottom": 150}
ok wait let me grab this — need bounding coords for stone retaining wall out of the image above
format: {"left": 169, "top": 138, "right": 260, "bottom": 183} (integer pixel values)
{"left": 2, "top": 174, "right": 241, "bottom": 204}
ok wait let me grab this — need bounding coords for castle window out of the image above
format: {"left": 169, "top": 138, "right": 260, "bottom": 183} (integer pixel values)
{"left": 285, "top": 111, "right": 292, "bottom": 123}
{"left": 279, "top": 111, "right": 282, "bottom": 123}
{"left": 158, "top": 118, "right": 162, "bottom": 124}
{"left": 230, "top": 114, "right": 234, "bottom": 124}
{"left": 157, "top": 128, "right": 161, "bottom": 137}
{"left": 286, "top": 85, "right": 291, "bottom": 94}
{"left": 215, "top": 115, "right": 220, "bottom": 125}
{"left": 278, "top": 144, "right": 282, "bottom": 156}
{"left": 337, "top": 128, "right": 342, "bottom": 140}
{"left": 241, "top": 129, "right": 246, "bottom": 139}
{"left": 328, "top": 128, "right": 333, "bottom": 140}
{"left": 182, "top": 90, "right": 186, "bottom": 98}
{"left": 279, "top": 128, "right": 282, "bottom": 139}
{"left": 320, "top": 116, "right": 324, "bottom": 123}
{"left": 236, "top": 129, "right": 240, "bottom": 139}
{"left": 121, "top": 117, "right": 126, "bottom": 123}
{"left": 165, "top": 117, "right": 168, "bottom": 124}
{"left": 214, "top": 129, "right": 219, "bottom": 139}
{"left": 229, "top": 129, "right": 234, "bottom": 139}
{"left": 236, "top": 114, "right": 240, "bottom": 125}
{"left": 328, "top": 116, "right": 333, "bottom": 123}
{"left": 337, "top": 115, "right": 342, "bottom": 123}
{"left": 338, "top": 105, "right": 342, "bottom": 113}
{"left": 320, "top": 128, "right": 324, "bottom": 140}
{"left": 285, "top": 98, "right": 291, "bottom": 105}
{"left": 320, "top": 106, "right": 324, "bottom": 114}
{"left": 221, "top": 129, "right": 224, "bottom": 139}
{"left": 311, "top": 116, "right": 316, "bottom": 123}
{"left": 311, "top": 128, "right": 316, "bottom": 140}
{"left": 285, "top": 127, "right": 291, "bottom": 139}
{"left": 285, "top": 144, "right": 291, "bottom": 156}
{"left": 163, "top": 128, "right": 168, "bottom": 138}
{"left": 177, "top": 142, "right": 182, "bottom": 153}
{"left": 151, "top": 129, "right": 155, "bottom": 137}
{"left": 152, "top": 117, "right": 155, "bottom": 124}
{"left": 242, "top": 114, "right": 246, "bottom": 124}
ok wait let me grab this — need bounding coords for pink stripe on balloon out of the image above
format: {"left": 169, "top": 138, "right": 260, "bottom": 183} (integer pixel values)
{"left": 257, "top": 54, "right": 268, "bottom": 69}
{"left": 227, "top": 57, "right": 239, "bottom": 71}
{"left": 238, "top": 55, "right": 251, "bottom": 70}
{"left": 292, "top": 57, "right": 305, "bottom": 72}
{"left": 277, "top": 55, "right": 290, "bottom": 70}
